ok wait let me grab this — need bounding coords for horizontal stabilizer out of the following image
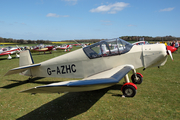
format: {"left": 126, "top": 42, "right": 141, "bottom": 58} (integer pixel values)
{"left": 20, "top": 65, "right": 133, "bottom": 93}
{"left": 4, "top": 64, "right": 41, "bottom": 76}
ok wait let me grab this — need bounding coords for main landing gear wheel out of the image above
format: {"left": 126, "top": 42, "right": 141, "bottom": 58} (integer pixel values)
{"left": 131, "top": 73, "right": 143, "bottom": 84}
{"left": 122, "top": 85, "right": 136, "bottom": 97}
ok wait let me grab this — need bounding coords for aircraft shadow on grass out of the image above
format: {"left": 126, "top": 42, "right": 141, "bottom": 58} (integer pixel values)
{"left": 17, "top": 84, "right": 123, "bottom": 120}
{"left": 31, "top": 52, "right": 52, "bottom": 55}
{"left": 0, "top": 77, "right": 46, "bottom": 89}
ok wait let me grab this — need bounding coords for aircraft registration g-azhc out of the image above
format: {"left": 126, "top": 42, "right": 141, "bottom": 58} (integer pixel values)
{"left": 5, "top": 38, "right": 172, "bottom": 97}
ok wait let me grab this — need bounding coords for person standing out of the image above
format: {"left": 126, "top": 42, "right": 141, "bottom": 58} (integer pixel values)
{"left": 171, "top": 41, "right": 175, "bottom": 47}
{"left": 175, "top": 40, "right": 179, "bottom": 53}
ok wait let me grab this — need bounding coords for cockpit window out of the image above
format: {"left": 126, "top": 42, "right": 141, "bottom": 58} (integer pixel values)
{"left": 83, "top": 38, "right": 133, "bottom": 59}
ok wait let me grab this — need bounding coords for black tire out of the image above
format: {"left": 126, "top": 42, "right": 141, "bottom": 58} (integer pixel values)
{"left": 131, "top": 74, "right": 143, "bottom": 84}
{"left": 122, "top": 85, "right": 136, "bottom": 97}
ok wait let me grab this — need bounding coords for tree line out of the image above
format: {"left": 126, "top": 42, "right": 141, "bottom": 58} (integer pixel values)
{"left": 0, "top": 36, "right": 179, "bottom": 44}
{"left": 120, "top": 35, "right": 180, "bottom": 41}
{"left": 61, "top": 36, "right": 180, "bottom": 43}
{"left": 0, "top": 37, "right": 51, "bottom": 44}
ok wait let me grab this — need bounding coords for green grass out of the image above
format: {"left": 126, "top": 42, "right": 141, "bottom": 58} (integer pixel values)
{"left": 0, "top": 46, "right": 180, "bottom": 120}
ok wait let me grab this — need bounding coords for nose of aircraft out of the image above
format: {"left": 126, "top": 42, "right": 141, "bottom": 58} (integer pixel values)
{"left": 142, "top": 44, "right": 167, "bottom": 68}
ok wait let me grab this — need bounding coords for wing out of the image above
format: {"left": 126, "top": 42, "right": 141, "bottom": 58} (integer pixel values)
{"left": 20, "top": 64, "right": 134, "bottom": 93}
{"left": 0, "top": 52, "right": 11, "bottom": 56}
{"left": 35, "top": 48, "right": 48, "bottom": 52}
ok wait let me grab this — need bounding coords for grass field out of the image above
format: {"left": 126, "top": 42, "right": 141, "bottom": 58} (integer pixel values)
{"left": 0, "top": 46, "right": 180, "bottom": 120}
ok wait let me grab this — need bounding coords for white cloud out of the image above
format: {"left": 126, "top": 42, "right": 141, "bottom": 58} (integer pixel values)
{"left": 46, "top": 13, "right": 59, "bottom": 17}
{"left": 0, "top": 21, "right": 4, "bottom": 23}
{"left": 36, "top": 0, "right": 44, "bottom": 4}
{"left": 101, "top": 20, "right": 112, "bottom": 26}
{"left": 90, "top": 2, "right": 129, "bottom": 14}
{"left": 101, "top": 20, "right": 111, "bottom": 23}
{"left": 46, "top": 13, "right": 69, "bottom": 18}
{"left": 21, "top": 23, "right": 26, "bottom": 25}
{"left": 62, "top": 0, "right": 78, "bottom": 5}
{"left": 160, "top": 7, "right": 175, "bottom": 12}
{"left": 60, "top": 15, "right": 70, "bottom": 17}
{"left": 128, "top": 24, "right": 136, "bottom": 27}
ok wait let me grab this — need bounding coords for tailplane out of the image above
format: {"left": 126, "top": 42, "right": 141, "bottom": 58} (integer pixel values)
{"left": 4, "top": 50, "right": 41, "bottom": 76}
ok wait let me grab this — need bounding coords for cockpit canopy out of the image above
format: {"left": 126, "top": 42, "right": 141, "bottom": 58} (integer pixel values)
{"left": 83, "top": 38, "right": 133, "bottom": 59}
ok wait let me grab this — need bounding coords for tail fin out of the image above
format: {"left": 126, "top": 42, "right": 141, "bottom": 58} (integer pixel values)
{"left": 19, "top": 50, "right": 34, "bottom": 67}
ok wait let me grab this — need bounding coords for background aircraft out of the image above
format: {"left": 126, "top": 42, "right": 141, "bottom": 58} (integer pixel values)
{"left": 132, "top": 41, "right": 149, "bottom": 45}
{"left": 0, "top": 46, "right": 21, "bottom": 59}
{"left": 55, "top": 45, "right": 72, "bottom": 51}
{"left": 30, "top": 45, "right": 53, "bottom": 54}
{"left": 166, "top": 45, "right": 177, "bottom": 54}
{"left": 5, "top": 38, "right": 173, "bottom": 97}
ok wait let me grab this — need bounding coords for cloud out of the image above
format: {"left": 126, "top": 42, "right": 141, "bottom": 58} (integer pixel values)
{"left": 62, "top": 0, "right": 78, "bottom": 5}
{"left": 0, "top": 21, "right": 4, "bottom": 23}
{"left": 90, "top": 2, "right": 129, "bottom": 14}
{"left": 128, "top": 24, "right": 136, "bottom": 27}
{"left": 46, "top": 13, "right": 59, "bottom": 17}
{"left": 36, "top": 0, "right": 44, "bottom": 4}
{"left": 159, "top": 7, "right": 175, "bottom": 12}
{"left": 101, "top": 20, "right": 112, "bottom": 26}
{"left": 46, "top": 13, "right": 69, "bottom": 18}
{"left": 21, "top": 23, "right": 26, "bottom": 25}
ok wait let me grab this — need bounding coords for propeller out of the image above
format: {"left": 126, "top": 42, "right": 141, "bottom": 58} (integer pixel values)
{"left": 166, "top": 45, "right": 177, "bottom": 61}
{"left": 167, "top": 50, "right": 173, "bottom": 61}
{"left": 16, "top": 45, "right": 22, "bottom": 52}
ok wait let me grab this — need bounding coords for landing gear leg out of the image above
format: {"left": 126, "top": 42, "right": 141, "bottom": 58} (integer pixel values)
{"left": 124, "top": 74, "right": 130, "bottom": 83}
{"left": 16, "top": 53, "right": 20, "bottom": 58}
{"left": 7, "top": 54, "right": 12, "bottom": 60}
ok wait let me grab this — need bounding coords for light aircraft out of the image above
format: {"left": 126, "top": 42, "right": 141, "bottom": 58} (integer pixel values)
{"left": 0, "top": 46, "right": 21, "bottom": 59}
{"left": 55, "top": 45, "right": 72, "bottom": 51}
{"left": 30, "top": 45, "right": 53, "bottom": 54}
{"left": 166, "top": 46, "right": 177, "bottom": 54}
{"left": 5, "top": 38, "right": 173, "bottom": 97}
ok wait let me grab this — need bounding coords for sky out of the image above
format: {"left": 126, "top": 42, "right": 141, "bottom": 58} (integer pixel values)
{"left": 0, "top": 0, "right": 179, "bottom": 41}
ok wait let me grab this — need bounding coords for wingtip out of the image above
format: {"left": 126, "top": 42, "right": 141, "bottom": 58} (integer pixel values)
{"left": 4, "top": 71, "right": 11, "bottom": 77}
{"left": 19, "top": 87, "right": 38, "bottom": 93}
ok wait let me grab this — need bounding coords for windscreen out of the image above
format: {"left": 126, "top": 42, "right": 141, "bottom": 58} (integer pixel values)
{"left": 83, "top": 38, "right": 133, "bottom": 59}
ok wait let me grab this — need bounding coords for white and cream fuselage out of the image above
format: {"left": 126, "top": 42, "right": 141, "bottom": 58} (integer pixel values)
{"left": 22, "top": 42, "right": 167, "bottom": 79}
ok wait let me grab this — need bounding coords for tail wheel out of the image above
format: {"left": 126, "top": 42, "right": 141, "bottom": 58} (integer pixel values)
{"left": 122, "top": 85, "right": 136, "bottom": 97}
{"left": 131, "top": 73, "right": 143, "bottom": 84}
